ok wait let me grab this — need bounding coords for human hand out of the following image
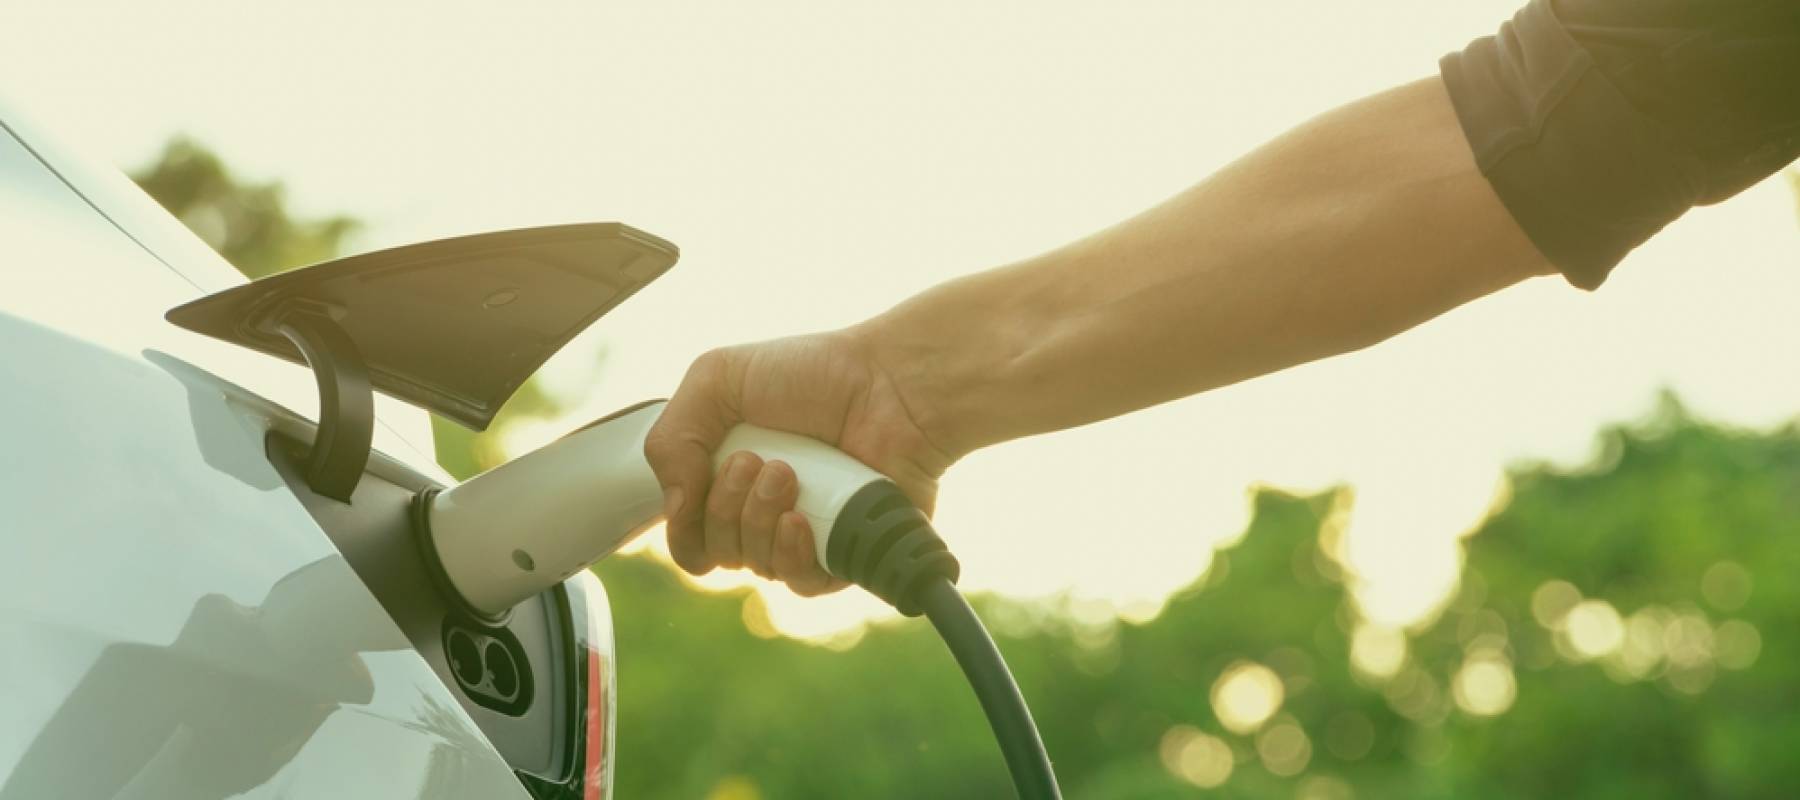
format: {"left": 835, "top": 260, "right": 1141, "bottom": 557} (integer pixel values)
{"left": 643, "top": 327, "right": 954, "bottom": 596}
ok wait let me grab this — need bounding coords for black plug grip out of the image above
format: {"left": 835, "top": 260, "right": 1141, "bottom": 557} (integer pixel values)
{"left": 826, "top": 481, "right": 960, "bottom": 616}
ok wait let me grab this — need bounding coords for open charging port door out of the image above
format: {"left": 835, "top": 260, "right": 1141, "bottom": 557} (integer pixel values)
{"left": 168, "top": 222, "right": 676, "bottom": 799}
{"left": 167, "top": 222, "right": 679, "bottom": 498}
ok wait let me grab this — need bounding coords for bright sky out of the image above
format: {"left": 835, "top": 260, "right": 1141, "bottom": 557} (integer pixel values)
{"left": 5, "top": 0, "right": 1796, "bottom": 640}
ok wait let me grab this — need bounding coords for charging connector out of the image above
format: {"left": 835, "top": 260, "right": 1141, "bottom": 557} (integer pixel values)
{"left": 421, "top": 400, "right": 1062, "bottom": 798}
{"left": 825, "top": 480, "right": 959, "bottom": 615}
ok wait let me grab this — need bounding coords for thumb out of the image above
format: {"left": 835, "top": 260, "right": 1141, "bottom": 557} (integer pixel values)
{"left": 643, "top": 351, "right": 739, "bottom": 574}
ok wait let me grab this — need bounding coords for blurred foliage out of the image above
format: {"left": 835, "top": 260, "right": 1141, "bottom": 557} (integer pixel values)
{"left": 132, "top": 136, "right": 358, "bottom": 278}
{"left": 568, "top": 394, "right": 1800, "bottom": 800}
{"left": 432, "top": 377, "right": 573, "bottom": 481}
{"left": 138, "top": 140, "right": 1800, "bottom": 799}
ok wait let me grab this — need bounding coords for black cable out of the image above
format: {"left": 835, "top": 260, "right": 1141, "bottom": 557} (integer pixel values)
{"left": 830, "top": 481, "right": 1062, "bottom": 798}
{"left": 919, "top": 577, "right": 1063, "bottom": 800}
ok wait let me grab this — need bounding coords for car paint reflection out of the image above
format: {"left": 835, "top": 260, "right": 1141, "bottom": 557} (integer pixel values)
{"left": 0, "top": 309, "right": 526, "bottom": 798}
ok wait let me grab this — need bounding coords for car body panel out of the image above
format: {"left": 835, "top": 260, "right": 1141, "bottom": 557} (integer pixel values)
{"left": 0, "top": 95, "right": 532, "bottom": 798}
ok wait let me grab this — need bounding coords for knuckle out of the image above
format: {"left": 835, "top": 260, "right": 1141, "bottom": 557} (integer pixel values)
{"left": 641, "top": 431, "right": 679, "bottom": 463}
{"left": 692, "top": 347, "right": 725, "bottom": 370}
{"left": 687, "top": 348, "right": 732, "bottom": 382}
{"left": 759, "top": 463, "right": 795, "bottom": 500}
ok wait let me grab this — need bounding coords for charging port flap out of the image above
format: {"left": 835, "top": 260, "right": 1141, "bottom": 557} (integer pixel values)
{"left": 166, "top": 222, "right": 678, "bottom": 432}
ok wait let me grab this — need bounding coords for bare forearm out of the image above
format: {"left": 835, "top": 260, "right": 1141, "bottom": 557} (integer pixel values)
{"left": 862, "top": 77, "right": 1553, "bottom": 456}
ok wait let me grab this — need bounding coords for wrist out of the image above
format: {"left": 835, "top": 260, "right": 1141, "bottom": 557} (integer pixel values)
{"left": 842, "top": 314, "right": 964, "bottom": 463}
{"left": 850, "top": 267, "right": 1053, "bottom": 459}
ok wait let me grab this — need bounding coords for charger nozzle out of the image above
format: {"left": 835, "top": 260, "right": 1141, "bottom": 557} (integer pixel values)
{"left": 418, "top": 399, "right": 956, "bottom": 619}
{"left": 826, "top": 481, "right": 959, "bottom": 616}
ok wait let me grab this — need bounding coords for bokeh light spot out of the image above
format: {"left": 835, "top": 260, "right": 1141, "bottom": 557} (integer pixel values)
{"left": 1714, "top": 619, "right": 1761, "bottom": 670}
{"left": 1665, "top": 660, "right": 1717, "bottom": 695}
{"left": 1531, "top": 580, "right": 1582, "bottom": 628}
{"left": 1700, "top": 561, "right": 1753, "bottom": 611}
{"left": 1452, "top": 652, "right": 1517, "bottom": 716}
{"left": 1664, "top": 612, "right": 1716, "bottom": 668}
{"left": 704, "top": 775, "right": 762, "bottom": 800}
{"left": 1562, "top": 600, "right": 1624, "bottom": 659}
{"left": 1211, "top": 661, "right": 1285, "bottom": 734}
{"left": 1618, "top": 607, "right": 1670, "bottom": 678}
{"left": 1384, "top": 666, "right": 1448, "bottom": 724}
{"left": 1256, "top": 718, "right": 1312, "bottom": 777}
{"left": 1456, "top": 608, "right": 1509, "bottom": 648}
{"left": 1298, "top": 774, "right": 1356, "bottom": 800}
{"left": 1159, "top": 725, "right": 1233, "bottom": 788}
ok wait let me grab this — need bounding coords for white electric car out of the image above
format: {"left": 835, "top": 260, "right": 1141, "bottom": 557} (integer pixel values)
{"left": 0, "top": 94, "right": 676, "bottom": 799}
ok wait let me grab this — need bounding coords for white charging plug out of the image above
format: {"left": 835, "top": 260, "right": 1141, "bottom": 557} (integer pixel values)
{"left": 424, "top": 401, "right": 1052, "bottom": 799}
{"left": 424, "top": 399, "right": 888, "bottom": 618}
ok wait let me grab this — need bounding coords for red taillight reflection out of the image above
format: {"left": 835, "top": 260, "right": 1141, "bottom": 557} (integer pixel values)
{"left": 567, "top": 571, "right": 616, "bottom": 800}
{"left": 584, "top": 647, "right": 607, "bottom": 800}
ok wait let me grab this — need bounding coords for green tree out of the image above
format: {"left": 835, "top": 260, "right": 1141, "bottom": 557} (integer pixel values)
{"left": 132, "top": 136, "right": 358, "bottom": 279}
